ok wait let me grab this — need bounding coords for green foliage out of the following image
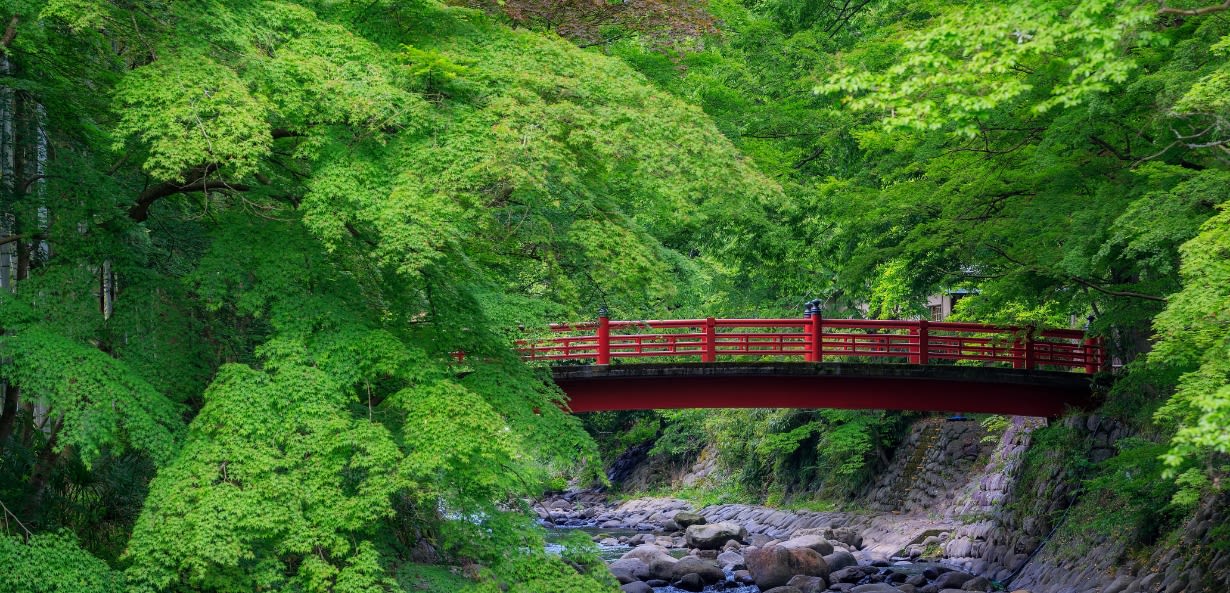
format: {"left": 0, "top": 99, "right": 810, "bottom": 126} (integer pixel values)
{"left": 821, "top": 0, "right": 1159, "bottom": 135}
{"left": 395, "top": 563, "right": 474, "bottom": 593}
{"left": 0, "top": 531, "right": 120, "bottom": 593}
{"left": 648, "top": 409, "right": 709, "bottom": 458}
{"left": 979, "top": 414, "right": 1010, "bottom": 444}
{"left": 115, "top": 52, "right": 273, "bottom": 180}
{"left": 664, "top": 408, "right": 908, "bottom": 500}
{"left": 5, "top": 0, "right": 1230, "bottom": 588}
{"left": 1152, "top": 200, "right": 1230, "bottom": 475}
{"left": 1060, "top": 437, "right": 1186, "bottom": 550}
{"left": 124, "top": 364, "right": 406, "bottom": 593}
{"left": 0, "top": 323, "right": 183, "bottom": 466}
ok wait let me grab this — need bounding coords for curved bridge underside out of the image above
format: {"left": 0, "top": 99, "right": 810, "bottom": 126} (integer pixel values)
{"left": 552, "top": 362, "right": 1098, "bottom": 417}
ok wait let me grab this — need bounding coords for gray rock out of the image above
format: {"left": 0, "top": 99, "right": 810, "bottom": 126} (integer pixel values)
{"left": 932, "top": 570, "right": 974, "bottom": 589}
{"left": 733, "top": 569, "right": 754, "bottom": 584}
{"left": 746, "top": 544, "right": 830, "bottom": 589}
{"left": 673, "top": 511, "right": 707, "bottom": 529}
{"left": 824, "top": 550, "right": 858, "bottom": 573}
{"left": 619, "top": 544, "right": 677, "bottom": 581}
{"left": 619, "top": 582, "right": 652, "bottom": 593}
{"left": 762, "top": 587, "right": 804, "bottom": 593}
{"left": 608, "top": 558, "right": 650, "bottom": 584}
{"left": 671, "top": 556, "right": 724, "bottom": 584}
{"left": 961, "top": 576, "right": 991, "bottom": 591}
{"left": 685, "top": 521, "right": 748, "bottom": 550}
{"left": 780, "top": 534, "right": 835, "bottom": 556}
{"left": 717, "top": 550, "right": 745, "bottom": 567}
{"left": 830, "top": 566, "right": 869, "bottom": 583}
{"left": 674, "top": 573, "right": 704, "bottom": 592}
{"left": 787, "top": 574, "right": 828, "bottom": 593}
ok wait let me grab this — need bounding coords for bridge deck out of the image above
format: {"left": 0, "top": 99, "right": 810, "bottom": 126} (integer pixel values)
{"left": 552, "top": 362, "right": 1098, "bottom": 417}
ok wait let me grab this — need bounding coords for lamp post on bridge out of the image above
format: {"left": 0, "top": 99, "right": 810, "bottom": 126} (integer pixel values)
{"left": 804, "top": 300, "right": 823, "bottom": 362}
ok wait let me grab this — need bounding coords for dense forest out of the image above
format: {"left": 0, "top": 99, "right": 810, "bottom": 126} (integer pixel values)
{"left": 0, "top": 1, "right": 1226, "bottom": 592}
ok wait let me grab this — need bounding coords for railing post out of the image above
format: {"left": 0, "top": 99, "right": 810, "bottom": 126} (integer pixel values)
{"left": 1083, "top": 336, "right": 1097, "bottom": 374}
{"left": 812, "top": 308, "right": 823, "bottom": 363}
{"left": 1012, "top": 329, "right": 1024, "bottom": 369}
{"left": 1024, "top": 326, "right": 1036, "bottom": 370}
{"left": 908, "top": 323, "right": 919, "bottom": 364}
{"left": 597, "top": 308, "right": 610, "bottom": 365}
{"left": 703, "top": 317, "right": 717, "bottom": 362}
{"left": 803, "top": 305, "right": 814, "bottom": 362}
{"left": 917, "top": 319, "right": 929, "bottom": 365}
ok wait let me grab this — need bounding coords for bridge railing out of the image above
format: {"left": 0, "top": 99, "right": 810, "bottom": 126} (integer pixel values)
{"left": 517, "top": 316, "right": 1106, "bottom": 373}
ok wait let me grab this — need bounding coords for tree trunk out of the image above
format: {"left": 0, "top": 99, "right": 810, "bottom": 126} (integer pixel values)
{"left": 0, "top": 383, "right": 18, "bottom": 445}
{"left": 22, "top": 415, "right": 63, "bottom": 519}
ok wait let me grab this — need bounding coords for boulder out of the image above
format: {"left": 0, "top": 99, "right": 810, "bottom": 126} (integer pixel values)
{"left": 674, "top": 573, "right": 704, "bottom": 592}
{"left": 685, "top": 521, "right": 748, "bottom": 550}
{"left": 619, "top": 544, "right": 677, "bottom": 581}
{"left": 763, "top": 588, "right": 804, "bottom": 593}
{"left": 780, "top": 534, "right": 835, "bottom": 556}
{"left": 794, "top": 526, "right": 863, "bottom": 550}
{"left": 829, "top": 566, "right": 866, "bottom": 583}
{"left": 745, "top": 544, "right": 830, "bottom": 589}
{"left": 717, "top": 550, "right": 745, "bottom": 568}
{"left": 673, "top": 511, "right": 707, "bottom": 529}
{"left": 608, "top": 558, "right": 650, "bottom": 584}
{"left": 824, "top": 550, "right": 859, "bottom": 573}
{"left": 671, "top": 556, "right": 725, "bottom": 584}
{"left": 961, "top": 576, "right": 991, "bottom": 591}
{"left": 733, "top": 569, "right": 754, "bottom": 584}
{"left": 787, "top": 574, "right": 828, "bottom": 593}
{"left": 932, "top": 571, "right": 974, "bottom": 589}
{"left": 619, "top": 582, "right": 652, "bottom": 593}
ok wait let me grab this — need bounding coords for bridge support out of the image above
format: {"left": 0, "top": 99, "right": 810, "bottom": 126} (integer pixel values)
{"left": 553, "top": 362, "right": 1097, "bottom": 417}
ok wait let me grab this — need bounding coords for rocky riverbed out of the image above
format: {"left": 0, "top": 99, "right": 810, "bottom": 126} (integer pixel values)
{"left": 539, "top": 493, "right": 1034, "bottom": 593}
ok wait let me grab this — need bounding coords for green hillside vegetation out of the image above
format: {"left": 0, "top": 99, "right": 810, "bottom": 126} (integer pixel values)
{"left": 0, "top": 0, "right": 1228, "bottom": 590}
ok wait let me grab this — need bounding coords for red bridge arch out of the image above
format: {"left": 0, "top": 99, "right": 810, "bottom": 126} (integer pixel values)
{"left": 517, "top": 316, "right": 1105, "bottom": 417}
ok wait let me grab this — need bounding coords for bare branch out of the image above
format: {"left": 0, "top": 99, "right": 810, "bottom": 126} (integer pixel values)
{"left": 129, "top": 171, "right": 251, "bottom": 222}
{"left": 1065, "top": 274, "right": 1168, "bottom": 302}
{"left": 985, "top": 243, "right": 1168, "bottom": 302}
{"left": 0, "top": 232, "right": 44, "bottom": 246}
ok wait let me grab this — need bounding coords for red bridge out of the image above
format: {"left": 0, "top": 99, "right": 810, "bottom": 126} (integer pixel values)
{"left": 518, "top": 315, "right": 1106, "bottom": 417}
